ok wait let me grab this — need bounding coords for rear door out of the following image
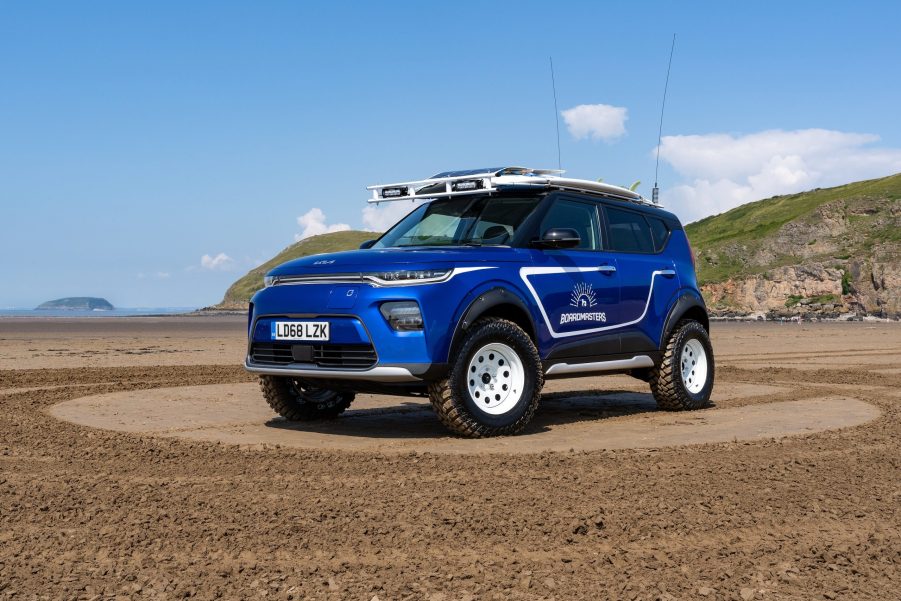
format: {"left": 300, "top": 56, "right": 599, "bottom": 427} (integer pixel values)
{"left": 602, "top": 205, "right": 680, "bottom": 351}
{"left": 522, "top": 195, "right": 622, "bottom": 358}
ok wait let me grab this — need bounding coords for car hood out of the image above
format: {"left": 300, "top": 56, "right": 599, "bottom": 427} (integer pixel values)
{"left": 269, "top": 247, "right": 525, "bottom": 276}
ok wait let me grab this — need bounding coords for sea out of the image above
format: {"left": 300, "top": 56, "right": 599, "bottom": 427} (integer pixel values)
{"left": 0, "top": 307, "right": 197, "bottom": 318}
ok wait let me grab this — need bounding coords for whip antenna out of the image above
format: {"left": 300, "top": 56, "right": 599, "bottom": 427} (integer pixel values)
{"left": 653, "top": 34, "right": 676, "bottom": 205}
{"left": 549, "top": 56, "right": 562, "bottom": 170}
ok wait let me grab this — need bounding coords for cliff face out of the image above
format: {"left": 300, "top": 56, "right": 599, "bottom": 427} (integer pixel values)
{"left": 701, "top": 262, "right": 901, "bottom": 318}
{"left": 687, "top": 175, "right": 901, "bottom": 318}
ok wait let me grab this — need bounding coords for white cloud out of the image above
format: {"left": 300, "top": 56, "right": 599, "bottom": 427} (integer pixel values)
{"left": 200, "top": 252, "right": 235, "bottom": 271}
{"left": 657, "top": 128, "right": 901, "bottom": 222}
{"left": 361, "top": 199, "right": 425, "bottom": 232}
{"left": 295, "top": 208, "right": 351, "bottom": 241}
{"left": 561, "top": 104, "right": 628, "bottom": 141}
{"left": 155, "top": 271, "right": 171, "bottom": 279}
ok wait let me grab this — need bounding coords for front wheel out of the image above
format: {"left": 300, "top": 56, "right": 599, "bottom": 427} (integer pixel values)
{"left": 650, "top": 319, "right": 714, "bottom": 410}
{"left": 429, "top": 318, "right": 543, "bottom": 438}
{"left": 259, "top": 376, "right": 355, "bottom": 420}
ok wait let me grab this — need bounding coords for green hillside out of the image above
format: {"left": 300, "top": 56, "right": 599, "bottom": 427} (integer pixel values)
{"left": 216, "top": 175, "right": 900, "bottom": 317}
{"left": 215, "top": 230, "right": 375, "bottom": 309}
{"left": 686, "top": 174, "right": 901, "bottom": 284}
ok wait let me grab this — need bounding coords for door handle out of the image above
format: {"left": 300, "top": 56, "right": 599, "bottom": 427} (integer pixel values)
{"left": 598, "top": 265, "right": 617, "bottom": 274}
{"left": 659, "top": 269, "right": 676, "bottom": 278}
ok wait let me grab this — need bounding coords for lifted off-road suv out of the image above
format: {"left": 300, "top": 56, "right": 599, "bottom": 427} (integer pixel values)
{"left": 246, "top": 167, "right": 714, "bottom": 437}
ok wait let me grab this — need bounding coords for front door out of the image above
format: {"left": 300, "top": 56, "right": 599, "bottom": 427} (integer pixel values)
{"left": 521, "top": 197, "right": 622, "bottom": 359}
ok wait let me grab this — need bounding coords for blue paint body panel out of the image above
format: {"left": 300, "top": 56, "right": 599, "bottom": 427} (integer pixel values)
{"left": 246, "top": 190, "right": 705, "bottom": 380}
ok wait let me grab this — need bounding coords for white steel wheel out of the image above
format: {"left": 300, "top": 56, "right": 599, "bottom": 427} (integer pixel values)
{"left": 680, "top": 338, "right": 708, "bottom": 394}
{"left": 465, "top": 342, "right": 525, "bottom": 416}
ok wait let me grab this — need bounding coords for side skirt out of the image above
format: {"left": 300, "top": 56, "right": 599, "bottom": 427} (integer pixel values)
{"left": 542, "top": 353, "right": 659, "bottom": 380}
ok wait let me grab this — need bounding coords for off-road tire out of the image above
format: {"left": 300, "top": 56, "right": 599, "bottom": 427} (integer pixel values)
{"left": 259, "top": 375, "right": 354, "bottom": 420}
{"left": 650, "top": 319, "right": 714, "bottom": 410}
{"left": 428, "top": 317, "right": 543, "bottom": 438}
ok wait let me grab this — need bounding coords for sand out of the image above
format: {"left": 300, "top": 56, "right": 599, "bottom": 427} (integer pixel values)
{"left": 1, "top": 317, "right": 899, "bottom": 599}
{"left": 49, "top": 383, "right": 879, "bottom": 454}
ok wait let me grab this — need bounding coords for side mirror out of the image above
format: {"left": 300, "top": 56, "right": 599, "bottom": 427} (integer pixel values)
{"left": 533, "top": 228, "right": 581, "bottom": 249}
{"left": 359, "top": 240, "right": 376, "bottom": 250}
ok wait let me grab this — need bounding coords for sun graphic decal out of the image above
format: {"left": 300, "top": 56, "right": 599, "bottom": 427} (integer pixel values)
{"left": 570, "top": 282, "right": 598, "bottom": 308}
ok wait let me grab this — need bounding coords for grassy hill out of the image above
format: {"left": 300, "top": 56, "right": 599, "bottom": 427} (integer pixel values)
{"left": 685, "top": 173, "right": 901, "bottom": 317}
{"left": 214, "top": 230, "right": 375, "bottom": 309}
{"left": 686, "top": 174, "right": 901, "bottom": 284}
{"left": 215, "top": 175, "right": 900, "bottom": 317}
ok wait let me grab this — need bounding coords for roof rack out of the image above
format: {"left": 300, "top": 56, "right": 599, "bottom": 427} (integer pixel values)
{"left": 366, "top": 167, "right": 660, "bottom": 207}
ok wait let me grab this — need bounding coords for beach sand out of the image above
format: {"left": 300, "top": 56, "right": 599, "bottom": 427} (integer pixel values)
{"left": 1, "top": 317, "right": 899, "bottom": 599}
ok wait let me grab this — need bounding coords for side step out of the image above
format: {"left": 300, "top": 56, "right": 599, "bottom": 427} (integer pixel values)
{"left": 544, "top": 355, "right": 654, "bottom": 377}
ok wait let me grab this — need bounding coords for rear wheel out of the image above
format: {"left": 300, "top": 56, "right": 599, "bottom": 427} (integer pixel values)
{"left": 259, "top": 375, "right": 354, "bottom": 420}
{"left": 650, "top": 319, "right": 714, "bottom": 410}
{"left": 429, "top": 318, "right": 542, "bottom": 438}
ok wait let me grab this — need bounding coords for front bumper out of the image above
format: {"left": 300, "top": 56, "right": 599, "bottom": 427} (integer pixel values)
{"left": 244, "top": 358, "right": 421, "bottom": 382}
{"left": 245, "top": 268, "right": 498, "bottom": 383}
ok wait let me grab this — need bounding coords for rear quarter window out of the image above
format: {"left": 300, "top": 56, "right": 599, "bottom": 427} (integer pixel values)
{"left": 646, "top": 216, "right": 671, "bottom": 251}
{"left": 605, "top": 206, "right": 656, "bottom": 253}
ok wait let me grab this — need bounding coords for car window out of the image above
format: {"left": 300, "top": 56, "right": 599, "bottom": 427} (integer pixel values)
{"left": 605, "top": 206, "right": 656, "bottom": 253}
{"left": 647, "top": 216, "right": 670, "bottom": 251}
{"left": 374, "top": 195, "right": 541, "bottom": 248}
{"left": 540, "top": 199, "right": 601, "bottom": 250}
{"left": 470, "top": 197, "right": 540, "bottom": 243}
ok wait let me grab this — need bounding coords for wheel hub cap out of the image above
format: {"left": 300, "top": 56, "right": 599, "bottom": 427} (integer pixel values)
{"left": 680, "top": 339, "right": 708, "bottom": 394}
{"left": 466, "top": 342, "right": 525, "bottom": 415}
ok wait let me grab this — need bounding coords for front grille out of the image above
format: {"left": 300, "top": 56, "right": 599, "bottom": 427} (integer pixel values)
{"left": 312, "top": 345, "right": 378, "bottom": 368}
{"left": 250, "top": 343, "right": 377, "bottom": 369}
{"left": 272, "top": 273, "right": 364, "bottom": 285}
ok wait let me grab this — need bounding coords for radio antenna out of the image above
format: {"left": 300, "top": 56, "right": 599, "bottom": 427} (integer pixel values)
{"left": 652, "top": 34, "right": 676, "bottom": 205}
{"left": 549, "top": 56, "right": 562, "bottom": 170}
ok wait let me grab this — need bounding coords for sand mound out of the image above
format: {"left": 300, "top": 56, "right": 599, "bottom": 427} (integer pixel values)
{"left": 49, "top": 381, "right": 878, "bottom": 454}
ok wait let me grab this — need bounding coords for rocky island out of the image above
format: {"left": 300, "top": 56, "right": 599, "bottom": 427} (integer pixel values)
{"left": 36, "top": 297, "right": 114, "bottom": 311}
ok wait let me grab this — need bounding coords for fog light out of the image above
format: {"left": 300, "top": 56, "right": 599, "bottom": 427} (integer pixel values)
{"left": 380, "top": 301, "right": 423, "bottom": 331}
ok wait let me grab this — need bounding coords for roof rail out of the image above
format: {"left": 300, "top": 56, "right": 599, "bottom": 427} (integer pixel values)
{"left": 366, "top": 166, "right": 660, "bottom": 207}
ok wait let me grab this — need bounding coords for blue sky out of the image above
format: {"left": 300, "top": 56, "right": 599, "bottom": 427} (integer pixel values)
{"left": 2, "top": 1, "right": 900, "bottom": 308}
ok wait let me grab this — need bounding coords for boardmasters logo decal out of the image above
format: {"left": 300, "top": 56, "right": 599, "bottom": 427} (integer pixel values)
{"left": 561, "top": 282, "right": 606, "bottom": 325}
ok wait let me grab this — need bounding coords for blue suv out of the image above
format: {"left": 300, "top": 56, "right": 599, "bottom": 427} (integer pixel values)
{"left": 246, "top": 167, "right": 714, "bottom": 437}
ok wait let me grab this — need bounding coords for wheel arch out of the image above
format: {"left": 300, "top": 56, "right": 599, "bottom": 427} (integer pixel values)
{"left": 449, "top": 287, "right": 537, "bottom": 358}
{"left": 660, "top": 290, "right": 709, "bottom": 350}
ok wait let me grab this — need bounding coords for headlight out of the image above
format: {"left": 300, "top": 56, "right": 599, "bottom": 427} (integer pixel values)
{"left": 380, "top": 301, "right": 423, "bottom": 331}
{"left": 365, "top": 269, "right": 451, "bottom": 286}
{"left": 263, "top": 275, "right": 278, "bottom": 287}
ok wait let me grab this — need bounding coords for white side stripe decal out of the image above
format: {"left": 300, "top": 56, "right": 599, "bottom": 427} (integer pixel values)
{"left": 519, "top": 266, "right": 672, "bottom": 339}
{"left": 452, "top": 266, "right": 496, "bottom": 278}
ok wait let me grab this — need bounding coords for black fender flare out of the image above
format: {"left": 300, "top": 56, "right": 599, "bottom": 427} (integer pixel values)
{"left": 660, "top": 290, "right": 709, "bottom": 350}
{"left": 449, "top": 287, "right": 536, "bottom": 357}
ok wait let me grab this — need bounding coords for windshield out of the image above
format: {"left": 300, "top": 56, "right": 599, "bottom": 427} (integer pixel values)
{"left": 373, "top": 195, "right": 541, "bottom": 248}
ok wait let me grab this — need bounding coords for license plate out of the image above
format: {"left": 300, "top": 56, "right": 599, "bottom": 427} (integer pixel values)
{"left": 272, "top": 321, "right": 330, "bottom": 341}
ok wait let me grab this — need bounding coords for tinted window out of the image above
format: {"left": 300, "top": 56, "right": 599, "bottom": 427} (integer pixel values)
{"left": 647, "top": 217, "right": 670, "bottom": 251}
{"left": 374, "top": 195, "right": 541, "bottom": 248}
{"left": 470, "top": 197, "right": 538, "bottom": 244}
{"left": 540, "top": 199, "right": 601, "bottom": 250}
{"left": 605, "top": 206, "right": 655, "bottom": 253}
